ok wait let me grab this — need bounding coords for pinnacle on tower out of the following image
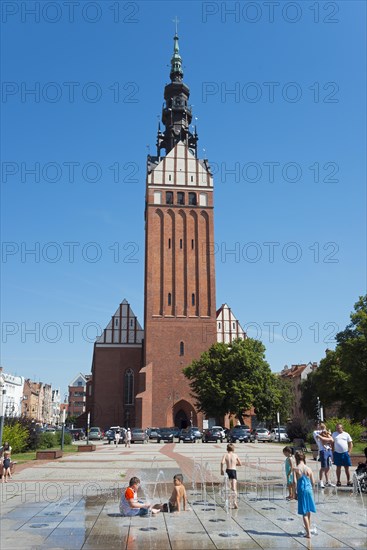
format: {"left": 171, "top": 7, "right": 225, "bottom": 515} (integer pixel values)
{"left": 155, "top": 32, "right": 198, "bottom": 158}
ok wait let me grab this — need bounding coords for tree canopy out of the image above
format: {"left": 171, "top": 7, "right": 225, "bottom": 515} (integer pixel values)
{"left": 301, "top": 295, "right": 367, "bottom": 422}
{"left": 183, "top": 338, "right": 293, "bottom": 424}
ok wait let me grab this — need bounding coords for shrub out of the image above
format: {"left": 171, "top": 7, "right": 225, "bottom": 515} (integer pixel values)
{"left": 55, "top": 431, "right": 72, "bottom": 446}
{"left": 286, "top": 418, "right": 312, "bottom": 442}
{"left": 325, "top": 417, "right": 364, "bottom": 442}
{"left": 2, "top": 422, "right": 29, "bottom": 453}
{"left": 37, "top": 432, "right": 56, "bottom": 449}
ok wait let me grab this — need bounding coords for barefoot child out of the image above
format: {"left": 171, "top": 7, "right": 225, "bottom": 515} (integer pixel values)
{"left": 119, "top": 476, "right": 160, "bottom": 516}
{"left": 221, "top": 443, "right": 242, "bottom": 509}
{"left": 283, "top": 446, "right": 295, "bottom": 500}
{"left": 294, "top": 451, "right": 316, "bottom": 539}
{"left": 162, "top": 474, "right": 188, "bottom": 512}
{"left": 2, "top": 451, "right": 12, "bottom": 483}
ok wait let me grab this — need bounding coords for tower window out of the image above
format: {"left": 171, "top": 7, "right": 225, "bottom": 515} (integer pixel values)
{"left": 180, "top": 239, "right": 183, "bottom": 249}
{"left": 130, "top": 319, "right": 134, "bottom": 327}
{"left": 168, "top": 238, "right": 171, "bottom": 249}
{"left": 191, "top": 239, "right": 194, "bottom": 249}
{"left": 124, "top": 369, "right": 134, "bottom": 405}
{"left": 168, "top": 174, "right": 172, "bottom": 181}
{"left": 191, "top": 293, "right": 195, "bottom": 306}
{"left": 191, "top": 176, "right": 193, "bottom": 182}
{"left": 153, "top": 191, "right": 161, "bottom": 204}
{"left": 168, "top": 293, "right": 172, "bottom": 306}
{"left": 177, "top": 192, "right": 185, "bottom": 205}
{"left": 179, "top": 341, "right": 184, "bottom": 356}
{"left": 199, "top": 193, "right": 207, "bottom": 206}
{"left": 188, "top": 192, "right": 197, "bottom": 205}
{"left": 166, "top": 191, "right": 173, "bottom": 205}
{"left": 115, "top": 319, "right": 118, "bottom": 327}
{"left": 218, "top": 322, "right": 221, "bottom": 329}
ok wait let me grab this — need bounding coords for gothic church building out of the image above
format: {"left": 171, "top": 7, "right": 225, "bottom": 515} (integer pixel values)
{"left": 89, "top": 35, "right": 245, "bottom": 429}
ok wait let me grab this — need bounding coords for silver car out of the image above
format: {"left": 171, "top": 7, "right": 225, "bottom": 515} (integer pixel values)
{"left": 131, "top": 428, "right": 148, "bottom": 443}
{"left": 254, "top": 428, "right": 271, "bottom": 442}
{"left": 269, "top": 428, "right": 289, "bottom": 442}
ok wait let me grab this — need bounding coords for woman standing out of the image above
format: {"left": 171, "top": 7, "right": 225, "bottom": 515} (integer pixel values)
{"left": 294, "top": 451, "right": 316, "bottom": 538}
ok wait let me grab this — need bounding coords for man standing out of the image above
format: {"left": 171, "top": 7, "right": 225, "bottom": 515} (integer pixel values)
{"left": 313, "top": 423, "right": 334, "bottom": 488}
{"left": 332, "top": 423, "right": 353, "bottom": 487}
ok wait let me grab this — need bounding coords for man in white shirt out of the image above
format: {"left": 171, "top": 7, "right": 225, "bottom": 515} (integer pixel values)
{"left": 332, "top": 423, "right": 353, "bottom": 487}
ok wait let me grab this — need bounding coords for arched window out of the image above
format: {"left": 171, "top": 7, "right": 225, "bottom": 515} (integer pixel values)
{"left": 124, "top": 369, "right": 134, "bottom": 405}
{"left": 179, "top": 341, "right": 184, "bottom": 356}
{"left": 188, "top": 192, "right": 197, "bottom": 205}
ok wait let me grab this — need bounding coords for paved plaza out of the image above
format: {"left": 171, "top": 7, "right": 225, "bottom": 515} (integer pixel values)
{"left": 1, "top": 441, "right": 366, "bottom": 549}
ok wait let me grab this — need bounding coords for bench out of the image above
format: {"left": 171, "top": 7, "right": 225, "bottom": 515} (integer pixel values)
{"left": 36, "top": 450, "right": 63, "bottom": 460}
{"left": 77, "top": 444, "right": 96, "bottom": 452}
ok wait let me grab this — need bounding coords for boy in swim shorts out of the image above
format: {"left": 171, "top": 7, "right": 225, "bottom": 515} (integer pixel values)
{"left": 221, "top": 443, "right": 242, "bottom": 508}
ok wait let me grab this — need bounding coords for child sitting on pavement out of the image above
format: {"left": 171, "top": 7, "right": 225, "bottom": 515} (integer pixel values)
{"left": 161, "top": 474, "right": 188, "bottom": 512}
{"left": 119, "top": 476, "right": 160, "bottom": 516}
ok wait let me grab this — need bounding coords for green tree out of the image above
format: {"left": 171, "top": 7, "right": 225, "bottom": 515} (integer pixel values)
{"left": 183, "top": 338, "right": 293, "bottom": 423}
{"left": 2, "top": 421, "right": 29, "bottom": 453}
{"left": 301, "top": 295, "right": 367, "bottom": 422}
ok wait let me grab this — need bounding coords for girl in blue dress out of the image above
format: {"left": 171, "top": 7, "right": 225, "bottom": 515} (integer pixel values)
{"left": 294, "top": 451, "right": 316, "bottom": 538}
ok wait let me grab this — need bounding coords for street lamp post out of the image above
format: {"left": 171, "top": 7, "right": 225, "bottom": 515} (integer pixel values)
{"left": 0, "top": 386, "right": 6, "bottom": 446}
{"left": 277, "top": 411, "right": 281, "bottom": 443}
{"left": 86, "top": 412, "right": 90, "bottom": 445}
{"left": 61, "top": 409, "right": 66, "bottom": 451}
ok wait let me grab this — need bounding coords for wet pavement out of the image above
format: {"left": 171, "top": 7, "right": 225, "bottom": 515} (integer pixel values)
{"left": 1, "top": 441, "right": 366, "bottom": 549}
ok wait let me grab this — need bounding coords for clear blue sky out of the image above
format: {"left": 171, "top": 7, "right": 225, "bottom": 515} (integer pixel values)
{"left": 1, "top": 1, "right": 366, "bottom": 400}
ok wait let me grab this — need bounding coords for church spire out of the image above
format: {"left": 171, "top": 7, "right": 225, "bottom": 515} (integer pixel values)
{"left": 170, "top": 33, "right": 183, "bottom": 82}
{"left": 155, "top": 31, "right": 198, "bottom": 158}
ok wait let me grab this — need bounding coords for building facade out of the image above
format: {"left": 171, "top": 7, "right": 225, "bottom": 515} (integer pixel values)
{"left": 89, "top": 35, "right": 247, "bottom": 430}
{"left": 22, "top": 379, "right": 53, "bottom": 424}
{"left": 136, "top": 34, "right": 217, "bottom": 429}
{"left": 68, "top": 373, "right": 90, "bottom": 418}
{"left": 0, "top": 368, "right": 25, "bottom": 418}
{"left": 279, "top": 363, "right": 318, "bottom": 420}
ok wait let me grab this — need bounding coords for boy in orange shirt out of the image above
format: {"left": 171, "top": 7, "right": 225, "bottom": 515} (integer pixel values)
{"left": 119, "top": 477, "right": 160, "bottom": 516}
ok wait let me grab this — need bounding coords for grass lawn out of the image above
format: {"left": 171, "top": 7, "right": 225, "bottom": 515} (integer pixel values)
{"left": 11, "top": 444, "right": 78, "bottom": 464}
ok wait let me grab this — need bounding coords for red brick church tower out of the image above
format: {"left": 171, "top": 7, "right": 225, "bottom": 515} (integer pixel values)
{"left": 136, "top": 33, "right": 217, "bottom": 428}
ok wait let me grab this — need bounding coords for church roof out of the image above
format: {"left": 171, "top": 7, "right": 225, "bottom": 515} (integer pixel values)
{"left": 95, "top": 299, "right": 144, "bottom": 346}
{"left": 216, "top": 303, "right": 246, "bottom": 343}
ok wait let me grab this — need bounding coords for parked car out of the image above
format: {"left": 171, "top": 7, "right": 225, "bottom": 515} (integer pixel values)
{"left": 171, "top": 427, "right": 181, "bottom": 439}
{"left": 105, "top": 427, "right": 126, "bottom": 444}
{"left": 131, "top": 428, "right": 148, "bottom": 443}
{"left": 254, "top": 428, "right": 271, "bottom": 442}
{"left": 179, "top": 428, "right": 196, "bottom": 443}
{"left": 190, "top": 427, "right": 203, "bottom": 440}
{"left": 157, "top": 428, "right": 174, "bottom": 443}
{"left": 147, "top": 427, "right": 160, "bottom": 440}
{"left": 211, "top": 426, "right": 226, "bottom": 439}
{"left": 89, "top": 427, "right": 103, "bottom": 440}
{"left": 105, "top": 429, "right": 115, "bottom": 443}
{"left": 203, "top": 427, "right": 224, "bottom": 443}
{"left": 227, "top": 426, "right": 252, "bottom": 443}
{"left": 269, "top": 428, "right": 290, "bottom": 442}
{"left": 45, "top": 427, "right": 56, "bottom": 434}
{"left": 69, "top": 428, "right": 86, "bottom": 441}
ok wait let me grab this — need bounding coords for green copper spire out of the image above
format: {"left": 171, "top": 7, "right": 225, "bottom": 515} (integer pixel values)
{"left": 170, "top": 33, "right": 183, "bottom": 82}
